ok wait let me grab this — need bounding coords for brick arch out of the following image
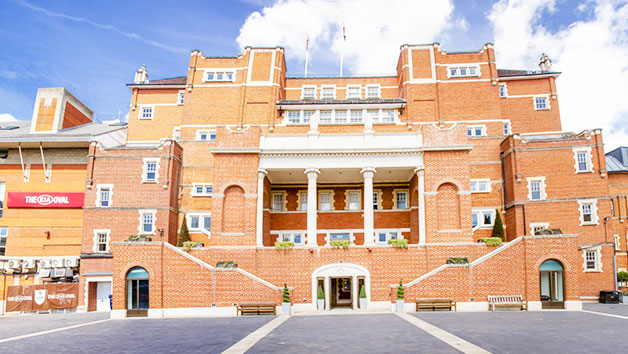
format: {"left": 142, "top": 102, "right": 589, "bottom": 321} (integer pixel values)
{"left": 223, "top": 185, "right": 246, "bottom": 233}
{"left": 534, "top": 255, "right": 572, "bottom": 272}
{"left": 219, "top": 182, "right": 250, "bottom": 195}
{"left": 120, "top": 263, "right": 154, "bottom": 280}
{"left": 436, "top": 182, "right": 460, "bottom": 230}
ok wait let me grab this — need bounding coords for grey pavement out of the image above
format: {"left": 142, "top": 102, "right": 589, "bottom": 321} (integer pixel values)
{"left": 414, "top": 310, "right": 628, "bottom": 354}
{"left": 248, "top": 314, "right": 460, "bottom": 354}
{"left": 583, "top": 302, "right": 628, "bottom": 316}
{"left": 0, "top": 312, "right": 108, "bottom": 340}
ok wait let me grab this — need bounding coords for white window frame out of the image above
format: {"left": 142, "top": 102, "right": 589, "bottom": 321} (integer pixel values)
{"left": 177, "top": 91, "right": 185, "bottom": 105}
{"left": 472, "top": 209, "right": 495, "bottom": 230}
{"left": 187, "top": 213, "right": 211, "bottom": 237}
{"left": 96, "top": 184, "right": 113, "bottom": 207}
{"left": 301, "top": 85, "right": 317, "bottom": 99}
{"left": 203, "top": 69, "right": 236, "bottom": 82}
{"left": 191, "top": 183, "right": 213, "bottom": 197}
{"left": 393, "top": 189, "right": 409, "bottom": 210}
{"left": 503, "top": 122, "right": 511, "bottom": 135}
{"left": 614, "top": 234, "right": 620, "bottom": 251}
{"left": 533, "top": 95, "right": 550, "bottom": 110}
{"left": 142, "top": 158, "right": 159, "bottom": 183}
{"left": 0, "top": 227, "right": 7, "bottom": 256}
{"left": 530, "top": 222, "right": 550, "bottom": 235}
{"left": 373, "top": 190, "right": 382, "bottom": 210}
{"left": 365, "top": 84, "right": 381, "bottom": 99}
{"left": 583, "top": 246, "right": 602, "bottom": 272}
{"left": 272, "top": 192, "right": 287, "bottom": 211}
{"left": 376, "top": 230, "right": 404, "bottom": 244}
{"left": 139, "top": 105, "right": 154, "bottom": 120}
{"left": 319, "top": 191, "right": 334, "bottom": 211}
{"left": 467, "top": 125, "right": 486, "bottom": 137}
{"left": 470, "top": 179, "right": 491, "bottom": 193}
{"left": 320, "top": 85, "right": 336, "bottom": 99}
{"left": 499, "top": 83, "right": 508, "bottom": 98}
{"left": 447, "top": 65, "right": 481, "bottom": 78}
{"left": 573, "top": 147, "right": 594, "bottom": 173}
{"left": 277, "top": 233, "right": 305, "bottom": 246}
{"left": 195, "top": 129, "right": 216, "bottom": 142}
{"left": 92, "top": 229, "right": 111, "bottom": 253}
{"left": 345, "top": 190, "right": 361, "bottom": 211}
{"left": 578, "top": 199, "right": 599, "bottom": 225}
{"left": 173, "top": 127, "right": 181, "bottom": 141}
{"left": 526, "top": 177, "right": 547, "bottom": 201}
{"left": 346, "top": 85, "right": 362, "bottom": 99}
{"left": 298, "top": 191, "right": 308, "bottom": 211}
{"left": 138, "top": 209, "right": 157, "bottom": 235}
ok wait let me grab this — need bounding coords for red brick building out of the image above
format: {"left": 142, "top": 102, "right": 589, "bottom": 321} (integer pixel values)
{"left": 73, "top": 44, "right": 620, "bottom": 317}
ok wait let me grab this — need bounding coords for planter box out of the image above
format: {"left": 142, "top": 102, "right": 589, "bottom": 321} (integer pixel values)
{"left": 359, "top": 298, "right": 367, "bottom": 309}
{"left": 317, "top": 299, "right": 325, "bottom": 310}
{"left": 282, "top": 302, "right": 291, "bottom": 315}
{"left": 620, "top": 295, "right": 628, "bottom": 304}
{"left": 396, "top": 299, "right": 404, "bottom": 313}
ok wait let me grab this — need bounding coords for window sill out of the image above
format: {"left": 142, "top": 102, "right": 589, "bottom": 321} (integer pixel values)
{"left": 142, "top": 180, "right": 158, "bottom": 184}
{"left": 575, "top": 170, "right": 593, "bottom": 174}
{"left": 580, "top": 223, "right": 599, "bottom": 226}
{"left": 191, "top": 194, "right": 213, "bottom": 197}
{"left": 584, "top": 269, "right": 602, "bottom": 273}
{"left": 138, "top": 117, "right": 153, "bottom": 120}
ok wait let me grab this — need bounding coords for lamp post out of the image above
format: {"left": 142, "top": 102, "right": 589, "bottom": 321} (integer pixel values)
{"left": 604, "top": 217, "right": 617, "bottom": 292}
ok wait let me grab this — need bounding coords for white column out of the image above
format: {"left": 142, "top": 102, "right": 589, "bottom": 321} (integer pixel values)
{"left": 352, "top": 275, "right": 358, "bottom": 309}
{"left": 256, "top": 169, "right": 267, "bottom": 247}
{"left": 361, "top": 167, "right": 376, "bottom": 246}
{"left": 415, "top": 167, "right": 426, "bottom": 245}
{"left": 305, "top": 168, "right": 320, "bottom": 247}
{"left": 325, "top": 277, "right": 331, "bottom": 310}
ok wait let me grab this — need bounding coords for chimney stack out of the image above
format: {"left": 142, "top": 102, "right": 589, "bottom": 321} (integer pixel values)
{"left": 538, "top": 53, "right": 553, "bottom": 72}
{"left": 134, "top": 65, "right": 149, "bottom": 84}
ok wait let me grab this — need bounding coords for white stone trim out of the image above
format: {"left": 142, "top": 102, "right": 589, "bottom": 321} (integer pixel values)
{"left": 582, "top": 245, "right": 602, "bottom": 272}
{"left": 138, "top": 209, "right": 157, "bottom": 235}
{"left": 365, "top": 84, "right": 381, "bottom": 99}
{"left": 320, "top": 84, "right": 336, "bottom": 99}
{"left": 138, "top": 105, "right": 155, "bottom": 120}
{"left": 573, "top": 146, "right": 594, "bottom": 173}
{"left": 301, "top": 84, "right": 317, "bottom": 99}
{"left": 191, "top": 183, "right": 213, "bottom": 197}
{"left": 195, "top": 129, "right": 216, "bottom": 142}
{"left": 92, "top": 229, "right": 111, "bottom": 253}
{"left": 466, "top": 125, "right": 487, "bottom": 137}
{"left": 141, "top": 158, "right": 159, "bottom": 183}
{"left": 187, "top": 213, "right": 211, "bottom": 237}
{"left": 96, "top": 184, "right": 114, "bottom": 207}
{"left": 472, "top": 208, "right": 496, "bottom": 230}
{"left": 498, "top": 83, "right": 508, "bottom": 98}
{"left": 526, "top": 176, "right": 547, "bottom": 201}
{"left": 470, "top": 178, "right": 491, "bottom": 193}
{"left": 578, "top": 199, "right": 599, "bottom": 225}
{"left": 533, "top": 95, "right": 551, "bottom": 110}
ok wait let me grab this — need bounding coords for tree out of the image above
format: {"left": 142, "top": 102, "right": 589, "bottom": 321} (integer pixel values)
{"left": 491, "top": 210, "right": 505, "bottom": 241}
{"left": 177, "top": 215, "right": 191, "bottom": 247}
{"left": 283, "top": 283, "right": 291, "bottom": 303}
{"left": 396, "top": 279, "right": 405, "bottom": 300}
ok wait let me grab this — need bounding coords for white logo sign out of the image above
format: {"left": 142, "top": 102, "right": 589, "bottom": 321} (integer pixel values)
{"left": 24, "top": 195, "right": 69, "bottom": 205}
{"left": 34, "top": 289, "right": 47, "bottom": 305}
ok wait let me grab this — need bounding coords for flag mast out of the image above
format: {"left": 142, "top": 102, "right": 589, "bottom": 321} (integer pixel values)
{"left": 304, "top": 33, "right": 310, "bottom": 78}
{"left": 340, "top": 22, "right": 346, "bottom": 77}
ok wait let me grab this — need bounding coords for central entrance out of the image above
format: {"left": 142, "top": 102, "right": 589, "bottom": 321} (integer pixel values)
{"left": 540, "top": 259, "right": 565, "bottom": 309}
{"left": 312, "top": 263, "right": 370, "bottom": 310}
{"left": 331, "top": 277, "right": 353, "bottom": 308}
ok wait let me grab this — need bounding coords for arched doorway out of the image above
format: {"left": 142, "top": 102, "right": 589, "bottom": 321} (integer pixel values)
{"left": 312, "top": 263, "right": 370, "bottom": 310}
{"left": 126, "top": 267, "right": 149, "bottom": 317}
{"left": 539, "top": 259, "right": 564, "bottom": 309}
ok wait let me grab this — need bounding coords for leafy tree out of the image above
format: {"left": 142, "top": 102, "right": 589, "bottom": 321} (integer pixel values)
{"left": 283, "top": 283, "right": 291, "bottom": 303}
{"left": 491, "top": 210, "right": 505, "bottom": 241}
{"left": 396, "top": 279, "right": 405, "bottom": 300}
{"left": 177, "top": 215, "right": 191, "bottom": 247}
{"left": 317, "top": 285, "right": 325, "bottom": 300}
{"left": 359, "top": 285, "right": 366, "bottom": 299}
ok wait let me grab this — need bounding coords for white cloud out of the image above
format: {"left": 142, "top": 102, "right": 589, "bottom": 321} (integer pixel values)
{"left": 488, "top": 0, "right": 628, "bottom": 150}
{"left": 0, "top": 113, "right": 19, "bottom": 122}
{"left": 237, "top": 0, "right": 456, "bottom": 75}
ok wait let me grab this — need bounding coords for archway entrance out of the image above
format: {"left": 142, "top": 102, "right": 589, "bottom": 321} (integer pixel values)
{"left": 539, "top": 259, "right": 564, "bottom": 309}
{"left": 312, "top": 263, "right": 370, "bottom": 310}
{"left": 126, "top": 267, "right": 149, "bottom": 317}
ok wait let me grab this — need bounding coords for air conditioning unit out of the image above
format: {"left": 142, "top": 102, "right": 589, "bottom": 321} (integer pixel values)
{"left": 8, "top": 259, "right": 21, "bottom": 269}
{"left": 64, "top": 258, "right": 79, "bottom": 268}
{"left": 39, "top": 259, "right": 52, "bottom": 269}
{"left": 53, "top": 268, "right": 67, "bottom": 278}
{"left": 38, "top": 268, "right": 51, "bottom": 278}
{"left": 51, "top": 258, "right": 64, "bottom": 268}
{"left": 22, "top": 259, "right": 36, "bottom": 270}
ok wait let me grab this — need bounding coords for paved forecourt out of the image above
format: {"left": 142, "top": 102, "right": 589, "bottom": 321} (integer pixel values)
{"left": 0, "top": 312, "right": 109, "bottom": 340}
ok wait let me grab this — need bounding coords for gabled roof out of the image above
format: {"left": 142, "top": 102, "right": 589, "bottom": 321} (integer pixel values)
{"left": 606, "top": 147, "right": 628, "bottom": 172}
{"left": 497, "top": 69, "right": 561, "bottom": 78}
{"left": 0, "top": 121, "right": 127, "bottom": 148}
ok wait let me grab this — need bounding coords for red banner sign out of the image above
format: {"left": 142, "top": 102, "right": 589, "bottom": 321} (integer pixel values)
{"left": 6, "top": 284, "right": 78, "bottom": 312}
{"left": 7, "top": 192, "right": 84, "bottom": 208}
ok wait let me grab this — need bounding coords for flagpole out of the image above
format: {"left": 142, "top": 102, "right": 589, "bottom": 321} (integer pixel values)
{"left": 340, "top": 22, "right": 345, "bottom": 77}
{"left": 305, "top": 33, "right": 310, "bottom": 78}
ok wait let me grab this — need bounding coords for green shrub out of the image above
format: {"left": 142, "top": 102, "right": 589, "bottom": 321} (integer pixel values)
{"left": 317, "top": 285, "right": 325, "bottom": 300}
{"left": 396, "top": 279, "right": 405, "bottom": 300}
{"left": 126, "top": 235, "right": 151, "bottom": 242}
{"left": 330, "top": 240, "right": 350, "bottom": 249}
{"left": 491, "top": 210, "right": 505, "bottom": 240}
{"left": 478, "top": 237, "right": 503, "bottom": 246}
{"left": 216, "top": 261, "right": 237, "bottom": 269}
{"left": 182, "top": 241, "right": 204, "bottom": 251}
{"left": 282, "top": 283, "right": 291, "bottom": 303}
{"left": 359, "top": 285, "right": 366, "bottom": 299}
{"left": 447, "top": 257, "right": 469, "bottom": 264}
{"left": 617, "top": 271, "right": 628, "bottom": 283}
{"left": 534, "top": 228, "right": 563, "bottom": 235}
{"left": 275, "top": 241, "right": 294, "bottom": 250}
{"left": 389, "top": 239, "right": 408, "bottom": 248}
{"left": 177, "top": 215, "right": 191, "bottom": 247}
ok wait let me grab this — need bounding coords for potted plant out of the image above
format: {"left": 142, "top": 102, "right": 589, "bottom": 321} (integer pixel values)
{"left": 317, "top": 285, "right": 325, "bottom": 310}
{"left": 282, "top": 283, "right": 291, "bottom": 315}
{"left": 396, "top": 279, "right": 405, "bottom": 312}
{"left": 620, "top": 291, "right": 628, "bottom": 304}
{"left": 359, "top": 285, "right": 367, "bottom": 309}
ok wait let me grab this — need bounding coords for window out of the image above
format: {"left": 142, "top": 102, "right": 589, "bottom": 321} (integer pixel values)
{"left": 381, "top": 110, "right": 395, "bottom": 123}
{"left": 530, "top": 222, "right": 550, "bottom": 235}
{"left": 499, "top": 84, "right": 507, "bottom": 98}
{"left": 319, "top": 192, "right": 332, "bottom": 211}
{"left": 395, "top": 191, "right": 408, "bottom": 209}
{"left": 278, "top": 233, "right": 304, "bottom": 245}
{"left": 188, "top": 214, "right": 211, "bottom": 235}
{"left": 302, "top": 86, "right": 316, "bottom": 99}
{"left": 573, "top": 148, "right": 593, "bottom": 173}
{"left": 0, "top": 182, "right": 4, "bottom": 219}
{"left": 139, "top": 210, "right": 156, "bottom": 234}
{"left": 448, "top": 65, "right": 480, "bottom": 78}
{"left": 334, "top": 110, "right": 347, "bottom": 124}
{"left": 611, "top": 199, "right": 615, "bottom": 217}
{"left": 192, "top": 184, "right": 213, "bottom": 196}
{"left": 467, "top": 125, "right": 486, "bottom": 137}
{"left": 196, "top": 130, "right": 216, "bottom": 142}
{"left": 368, "top": 110, "right": 380, "bottom": 124}
{"left": 0, "top": 227, "right": 7, "bottom": 256}
{"left": 366, "top": 85, "right": 380, "bottom": 98}
{"left": 287, "top": 111, "right": 301, "bottom": 124}
{"left": 534, "top": 96, "right": 549, "bottom": 110}
{"left": 346, "top": 85, "right": 361, "bottom": 99}
{"left": 347, "top": 191, "right": 361, "bottom": 211}
{"left": 93, "top": 230, "right": 110, "bottom": 253}
{"left": 319, "top": 111, "right": 332, "bottom": 124}
{"left": 142, "top": 159, "right": 159, "bottom": 183}
{"left": 177, "top": 91, "right": 185, "bottom": 105}
{"left": 586, "top": 250, "right": 597, "bottom": 270}
{"left": 272, "top": 193, "right": 285, "bottom": 211}
{"left": 584, "top": 248, "right": 601, "bottom": 271}
{"left": 205, "top": 70, "right": 235, "bottom": 82}
{"left": 330, "top": 233, "right": 350, "bottom": 241}
{"left": 527, "top": 177, "right": 546, "bottom": 201}
{"left": 377, "top": 231, "right": 402, "bottom": 244}
{"left": 302, "top": 111, "right": 314, "bottom": 124}
{"left": 472, "top": 209, "right": 495, "bottom": 229}
{"left": 350, "top": 110, "right": 363, "bottom": 124}
{"left": 373, "top": 191, "right": 380, "bottom": 210}
{"left": 615, "top": 235, "right": 620, "bottom": 251}
{"left": 173, "top": 128, "right": 181, "bottom": 141}
{"left": 470, "top": 179, "right": 491, "bottom": 193}
{"left": 299, "top": 192, "right": 308, "bottom": 211}
{"left": 140, "top": 106, "right": 153, "bottom": 119}
{"left": 97, "top": 185, "right": 113, "bottom": 207}
{"left": 321, "top": 86, "right": 335, "bottom": 99}
{"left": 578, "top": 199, "right": 598, "bottom": 225}
{"left": 503, "top": 122, "right": 511, "bottom": 135}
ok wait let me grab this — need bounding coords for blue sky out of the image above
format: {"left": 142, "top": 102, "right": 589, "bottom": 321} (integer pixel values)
{"left": 0, "top": 0, "right": 626, "bottom": 148}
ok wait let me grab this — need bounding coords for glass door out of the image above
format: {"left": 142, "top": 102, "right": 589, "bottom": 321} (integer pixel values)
{"left": 126, "top": 267, "right": 149, "bottom": 317}
{"left": 540, "top": 260, "right": 564, "bottom": 309}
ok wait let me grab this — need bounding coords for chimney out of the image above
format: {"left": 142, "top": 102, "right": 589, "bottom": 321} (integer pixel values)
{"left": 134, "top": 65, "right": 149, "bottom": 84}
{"left": 538, "top": 53, "right": 553, "bottom": 72}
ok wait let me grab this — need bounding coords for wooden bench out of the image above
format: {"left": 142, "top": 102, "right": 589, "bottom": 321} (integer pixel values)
{"left": 488, "top": 295, "right": 527, "bottom": 311}
{"left": 416, "top": 298, "right": 456, "bottom": 312}
{"left": 237, "top": 302, "right": 276, "bottom": 316}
